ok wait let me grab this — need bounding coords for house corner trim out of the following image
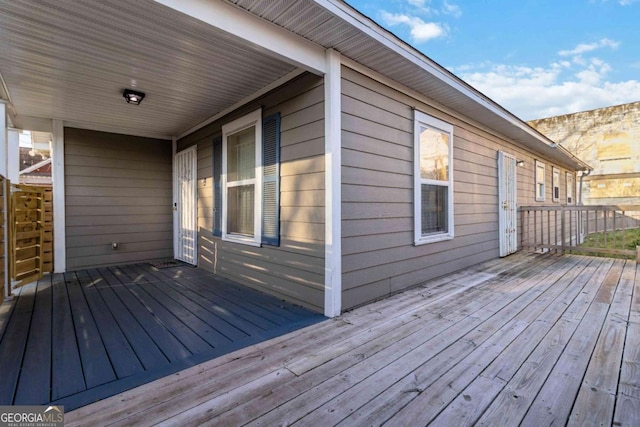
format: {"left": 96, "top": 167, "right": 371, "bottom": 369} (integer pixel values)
{"left": 52, "top": 120, "right": 66, "bottom": 273}
{"left": 324, "top": 48, "right": 342, "bottom": 317}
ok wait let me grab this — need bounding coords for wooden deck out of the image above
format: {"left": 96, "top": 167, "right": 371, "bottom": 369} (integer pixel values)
{"left": 66, "top": 253, "right": 640, "bottom": 426}
{"left": 0, "top": 262, "right": 323, "bottom": 410}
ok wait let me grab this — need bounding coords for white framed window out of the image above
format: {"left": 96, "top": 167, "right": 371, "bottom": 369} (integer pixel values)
{"left": 567, "top": 172, "right": 575, "bottom": 205}
{"left": 222, "top": 109, "right": 263, "bottom": 246}
{"left": 552, "top": 167, "right": 561, "bottom": 202}
{"left": 535, "top": 160, "right": 546, "bottom": 202}
{"left": 414, "top": 110, "right": 454, "bottom": 245}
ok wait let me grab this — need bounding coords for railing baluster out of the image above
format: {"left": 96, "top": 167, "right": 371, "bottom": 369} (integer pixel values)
{"left": 622, "top": 210, "right": 626, "bottom": 250}
{"left": 604, "top": 210, "right": 608, "bottom": 249}
{"left": 533, "top": 210, "right": 537, "bottom": 252}
{"left": 613, "top": 210, "right": 617, "bottom": 251}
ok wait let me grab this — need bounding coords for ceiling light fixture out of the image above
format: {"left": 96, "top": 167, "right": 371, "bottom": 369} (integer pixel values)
{"left": 123, "top": 88, "right": 145, "bottom": 105}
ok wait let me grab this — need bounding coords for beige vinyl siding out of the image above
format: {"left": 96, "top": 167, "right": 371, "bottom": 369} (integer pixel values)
{"left": 178, "top": 73, "right": 325, "bottom": 312}
{"left": 341, "top": 66, "right": 576, "bottom": 310}
{"left": 65, "top": 128, "right": 173, "bottom": 270}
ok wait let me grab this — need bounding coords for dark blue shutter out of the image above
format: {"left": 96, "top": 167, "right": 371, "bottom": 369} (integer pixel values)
{"left": 262, "top": 113, "right": 281, "bottom": 246}
{"left": 212, "top": 135, "right": 222, "bottom": 237}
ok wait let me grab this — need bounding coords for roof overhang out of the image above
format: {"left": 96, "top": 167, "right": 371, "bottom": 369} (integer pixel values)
{"left": 0, "top": 0, "right": 591, "bottom": 170}
{"left": 222, "top": 0, "right": 591, "bottom": 171}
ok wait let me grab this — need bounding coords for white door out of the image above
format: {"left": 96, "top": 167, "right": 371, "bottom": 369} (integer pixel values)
{"left": 174, "top": 146, "right": 197, "bottom": 265}
{"left": 498, "top": 151, "right": 518, "bottom": 257}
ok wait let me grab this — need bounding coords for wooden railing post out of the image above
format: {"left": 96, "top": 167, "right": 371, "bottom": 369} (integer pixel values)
{"left": 561, "top": 208, "right": 566, "bottom": 254}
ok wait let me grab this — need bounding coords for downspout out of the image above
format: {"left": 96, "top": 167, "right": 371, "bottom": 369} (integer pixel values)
{"left": 578, "top": 169, "right": 591, "bottom": 206}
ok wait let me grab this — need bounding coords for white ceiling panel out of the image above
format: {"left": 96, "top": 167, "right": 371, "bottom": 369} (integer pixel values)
{"left": 0, "top": 0, "right": 296, "bottom": 137}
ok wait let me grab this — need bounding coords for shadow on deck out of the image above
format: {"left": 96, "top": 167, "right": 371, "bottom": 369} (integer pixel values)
{"left": 0, "top": 262, "right": 324, "bottom": 410}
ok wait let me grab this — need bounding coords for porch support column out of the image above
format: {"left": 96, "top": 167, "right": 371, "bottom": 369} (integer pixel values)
{"left": 0, "top": 102, "right": 7, "bottom": 178}
{"left": 172, "top": 136, "right": 178, "bottom": 260}
{"left": 0, "top": 102, "right": 8, "bottom": 299}
{"left": 324, "top": 48, "right": 342, "bottom": 318}
{"left": 7, "top": 128, "right": 19, "bottom": 183}
{"left": 52, "top": 120, "right": 66, "bottom": 273}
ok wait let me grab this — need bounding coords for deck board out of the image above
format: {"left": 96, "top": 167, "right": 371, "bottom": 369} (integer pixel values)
{"left": 101, "top": 266, "right": 192, "bottom": 362}
{"left": 64, "top": 253, "right": 640, "bottom": 426}
{"left": 51, "top": 273, "right": 86, "bottom": 400}
{"left": 0, "top": 284, "right": 35, "bottom": 404}
{"left": 87, "top": 268, "right": 168, "bottom": 372}
{"left": 75, "top": 269, "right": 143, "bottom": 379}
{"left": 14, "top": 276, "right": 53, "bottom": 404}
{"left": 65, "top": 272, "right": 117, "bottom": 389}
{"left": 0, "top": 262, "right": 322, "bottom": 410}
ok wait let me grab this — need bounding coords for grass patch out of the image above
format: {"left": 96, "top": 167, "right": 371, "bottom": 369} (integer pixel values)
{"left": 571, "top": 227, "right": 640, "bottom": 259}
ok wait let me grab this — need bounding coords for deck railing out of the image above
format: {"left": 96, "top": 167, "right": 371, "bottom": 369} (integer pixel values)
{"left": 520, "top": 205, "right": 640, "bottom": 260}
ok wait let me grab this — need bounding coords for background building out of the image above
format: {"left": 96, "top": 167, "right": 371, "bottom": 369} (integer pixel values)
{"left": 528, "top": 101, "right": 640, "bottom": 205}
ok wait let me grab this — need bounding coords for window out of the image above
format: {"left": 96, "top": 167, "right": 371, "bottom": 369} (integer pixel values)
{"left": 217, "top": 109, "right": 281, "bottom": 247}
{"left": 414, "top": 110, "right": 454, "bottom": 245}
{"left": 535, "top": 161, "right": 546, "bottom": 202}
{"left": 552, "top": 167, "right": 560, "bottom": 202}
{"left": 222, "top": 110, "right": 262, "bottom": 246}
{"left": 567, "top": 172, "right": 575, "bottom": 204}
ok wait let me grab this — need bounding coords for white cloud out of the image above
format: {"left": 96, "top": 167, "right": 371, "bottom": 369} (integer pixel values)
{"left": 451, "top": 38, "right": 634, "bottom": 119}
{"left": 380, "top": 12, "right": 447, "bottom": 42}
{"left": 404, "top": 0, "right": 436, "bottom": 16}
{"left": 456, "top": 57, "right": 640, "bottom": 120}
{"left": 442, "top": 1, "right": 462, "bottom": 17}
{"left": 558, "top": 38, "right": 619, "bottom": 57}
{"left": 407, "top": 0, "right": 427, "bottom": 7}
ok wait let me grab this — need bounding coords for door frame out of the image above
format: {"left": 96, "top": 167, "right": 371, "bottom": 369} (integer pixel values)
{"left": 498, "top": 151, "right": 518, "bottom": 257}
{"left": 173, "top": 145, "right": 198, "bottom": 265}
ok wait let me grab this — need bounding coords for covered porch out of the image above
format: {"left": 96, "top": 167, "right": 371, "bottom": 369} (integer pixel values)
{"left": 65, "top": 252, "right": 640, "bottom": 426}
{"left": 0, "top": 262, "right": 323, "bottom": 410}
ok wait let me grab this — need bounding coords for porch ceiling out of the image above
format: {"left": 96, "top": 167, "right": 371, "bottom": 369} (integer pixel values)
{"left": 0, "top": 0, "right": 296, "bottom": 138}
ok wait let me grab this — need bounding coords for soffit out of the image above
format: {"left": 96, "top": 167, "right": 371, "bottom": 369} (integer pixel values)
{"left": 0, "top": 0, "right": 296, "bottom": 138}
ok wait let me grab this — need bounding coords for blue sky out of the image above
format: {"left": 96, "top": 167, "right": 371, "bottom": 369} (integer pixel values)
{"left": 346, "top": 0, "right": 640, "bottom": 120}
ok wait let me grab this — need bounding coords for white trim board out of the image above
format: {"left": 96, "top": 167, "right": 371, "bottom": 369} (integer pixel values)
{"left": 155, "top": 0, "right": 326, "bottom": 75}
{"left": 52, "top": 120, "right": 66, "bottom": 273}
{"left": 6, "top": 129, "right": 19, "bottom": 183}
{"left": 0, "top": 102, "right": 6, "bottom": 178}
{"left": 324, "top": 48, "right": 342, "bottom": 318}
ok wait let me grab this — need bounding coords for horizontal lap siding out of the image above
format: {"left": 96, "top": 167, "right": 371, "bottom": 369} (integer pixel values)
{"left": 179, "top": 74, "right": 325, "bottom": 313}
{"left": 65, "top": 128, "right": 172, "bottom": 270}
{"left": 340, "top": 66, "right": 575, "bottom": 310}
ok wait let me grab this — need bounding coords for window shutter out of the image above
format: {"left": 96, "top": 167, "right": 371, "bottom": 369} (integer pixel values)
{"left": 212, "top": 135, "right": 222, "bottom": 237}
{"left": 262, "top": 113, "right": 281, "bottom": 246}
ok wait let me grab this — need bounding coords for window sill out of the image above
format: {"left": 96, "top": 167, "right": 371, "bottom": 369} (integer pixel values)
{"left": 414, "top": 233, "right": 454, "bottom": 246}
{"left": 222, "top": 234, "right": 262, "bottom": 247}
